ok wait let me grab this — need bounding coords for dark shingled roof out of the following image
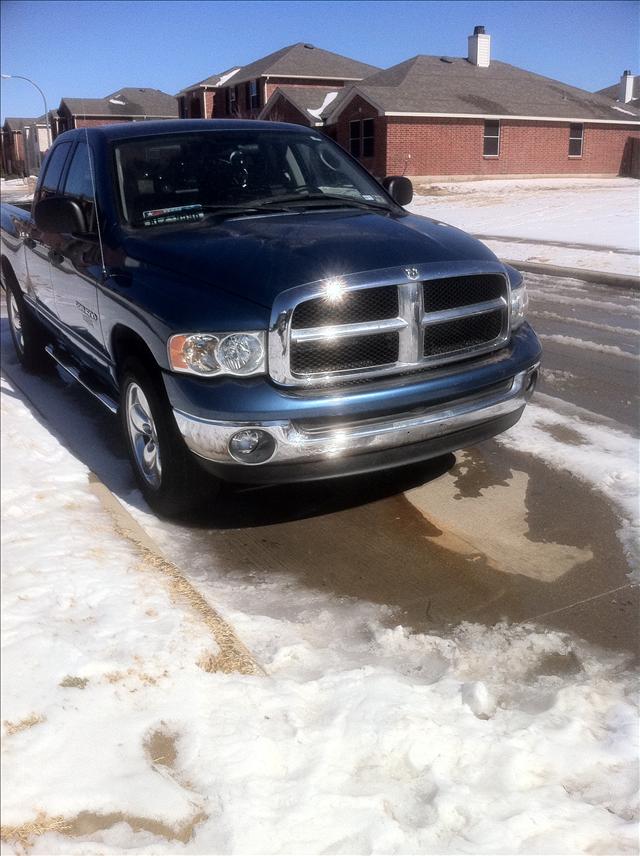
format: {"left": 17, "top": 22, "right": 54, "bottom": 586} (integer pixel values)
{"left": 61, "top": 87, "right": 178, "bottom": 118}
{"left": 263, "top": 85, "right": 341, "bottom": 122}
{"left": 596, "top": 77, "right": 640, "bottom": 108}
{"left": 3, "top": 117, "right": 33, "bottom": 131}
{"left": 181, "top": 43, "right": 379, "bottom": 94}
{"left": 178, "top": 67, "right": 242, "bottom": 93}
{"left": 332, "top": 56, "right": 640, "bottom": 122}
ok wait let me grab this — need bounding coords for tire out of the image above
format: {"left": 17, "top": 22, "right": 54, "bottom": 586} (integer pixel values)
{"left": 119, "top": 358, "right": 218, "bottom": 517}
{"left": 5, "top": 283, "right": 50, "bottom": 372}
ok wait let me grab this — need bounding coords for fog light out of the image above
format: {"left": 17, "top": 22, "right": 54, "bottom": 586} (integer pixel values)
{"left": 228, "top": 429, "right": 276, "bottom": 464}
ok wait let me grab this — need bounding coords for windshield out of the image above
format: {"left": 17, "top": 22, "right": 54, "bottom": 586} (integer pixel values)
{"left": 114, "top": 129, "right": 392, "bottom": 227}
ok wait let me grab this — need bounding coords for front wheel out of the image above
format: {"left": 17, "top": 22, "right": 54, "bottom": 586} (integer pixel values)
{"left": 6, "top": 284, "right": 50, "bottom": 372}
{"left": 119, "top": 359, "right": 218, "bottom": 517}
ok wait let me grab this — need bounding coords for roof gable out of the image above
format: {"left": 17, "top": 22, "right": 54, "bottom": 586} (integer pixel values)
{"left": 333, "top": 56, "right": 640, "bottom": 123}
{"left": 61, "top": 88, "right": 178, "bottom": 118}
{"left": 261, "top": 85, "right": 340, "bottom": 123}
{"left": 197, "top": 43, "right": 379, "bottom": 89}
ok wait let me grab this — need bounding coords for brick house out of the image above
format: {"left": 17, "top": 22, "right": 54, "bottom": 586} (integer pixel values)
{"left": 1, "top": 115, "right": 50, "bottom": 175}
{"left": 2, "top": 117, "right": 30, "bottom": 175}
{"left": 53, "top": 87, "right": 178, "bottom": 137}
{"left": 323, "top": 28, "right": 640, "bottom": 179}
{"left": 178, "top": 43, "right": 379, "bottom": 121}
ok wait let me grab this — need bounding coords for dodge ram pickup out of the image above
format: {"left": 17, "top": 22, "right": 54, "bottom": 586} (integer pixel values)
{"left": 1, "top": 120, "right": 540, "bottom": 516}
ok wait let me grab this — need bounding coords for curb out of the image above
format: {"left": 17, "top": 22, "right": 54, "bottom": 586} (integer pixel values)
{"left": 88, "top": 475, "right": 265, "bottom": 677}
{"left": 502, "top": 258, "right": 640, "bottom": 290}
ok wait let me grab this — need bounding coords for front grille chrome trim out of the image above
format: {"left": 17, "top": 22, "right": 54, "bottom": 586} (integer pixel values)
{"left": 422, "top": 296, "right": 507, "bottom": 326}
{"left": 291, "top": 316, "right": 407, "bottom": 344}
{"left": 268, "top": 261, "right": 512, "bottom": 387}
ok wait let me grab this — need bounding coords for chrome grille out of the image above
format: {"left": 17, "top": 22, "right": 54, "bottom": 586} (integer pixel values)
{"left": 291, "top": 331, "right": 400, "bottom": 374}
{"left": 424, "top": 309, "right": 504, "bottom": 356}
{"left": 269, "top": 264, "right": 511, "bottom": 387}
{"left": 291, "top": 285, "right": 399, "bottom": 328}
{"left": 423, "top": 274, "right": 506, "bottom": 311}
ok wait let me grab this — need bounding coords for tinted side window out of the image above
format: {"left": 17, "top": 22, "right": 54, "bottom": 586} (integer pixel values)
{"left": 64, "top": 143, "right": 94, "bottom": 200}
{"left": 39, "top": 142, "right": 72, "bottom": 198}
{"left": 63, "top": 142, "right": 96, "bottom": 230}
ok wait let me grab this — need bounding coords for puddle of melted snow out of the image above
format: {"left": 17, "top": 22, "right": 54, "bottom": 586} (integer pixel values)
{"left": 405, "top": 457, "right": 593, "bottom": 583}
{"left": 534, "top": 422, "right": 589, "bottom": 446}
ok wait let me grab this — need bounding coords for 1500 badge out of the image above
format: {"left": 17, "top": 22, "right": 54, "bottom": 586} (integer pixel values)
{"left": 76, "top": 301, "right": 98, "bottom": 323}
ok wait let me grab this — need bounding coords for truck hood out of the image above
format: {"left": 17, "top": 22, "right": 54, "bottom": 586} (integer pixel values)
{"left": 122, "top": 209, "right": 499, "bottom": 308}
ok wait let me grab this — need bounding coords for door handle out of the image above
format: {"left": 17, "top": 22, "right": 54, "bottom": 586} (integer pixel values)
{"left": 48, "top": 250, "right": 65, "bottom": 266}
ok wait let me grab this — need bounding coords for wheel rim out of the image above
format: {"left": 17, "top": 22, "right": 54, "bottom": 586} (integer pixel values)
{"left": 125, "top": 382, "right": 162, "bottom": 489}
{"left": 8, "top": 291, "right": 24, "bottom": 355}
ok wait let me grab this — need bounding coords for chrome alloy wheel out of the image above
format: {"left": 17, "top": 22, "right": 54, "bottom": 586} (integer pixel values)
{"left": 8, "top": 291, "right": 24, "bottom": 355}
{"left": 126, "top": 382, "right": 162, "bottom": 488}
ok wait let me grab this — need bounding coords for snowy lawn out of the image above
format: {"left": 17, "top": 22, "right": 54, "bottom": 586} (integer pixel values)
{"left": 0, "top": 177, "right": 37, "bottom": 204}
{"left": 2, "top": 376, "right": 639, "bottom": 853}
{"left": 408, "top": 177, "right": 640, "bottom": 277}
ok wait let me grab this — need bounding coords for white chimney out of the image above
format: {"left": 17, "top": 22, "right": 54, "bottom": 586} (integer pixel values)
{"left": 619, "top": 70, "right": 635, "bottom": 104}
{"left": 468, "top": 25, "right": 491, "bottom": 68}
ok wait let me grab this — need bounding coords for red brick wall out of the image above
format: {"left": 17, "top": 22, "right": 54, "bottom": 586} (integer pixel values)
{"left": 381, "top": 117, "right": 640, "bottom": 176}
{"left": 264, "top": 77, "right": 346, "bottom": 101}
{"left": 204, "top": 90, "right": 215, "bottom": 118}
{"left": 334, "top": 95, "right": 386, "bottom": 177}
{"left": 74, "top": 117, "right": 132, "bottom": 129}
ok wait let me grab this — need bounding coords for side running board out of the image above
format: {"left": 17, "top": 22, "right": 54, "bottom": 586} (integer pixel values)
{"left": 45, "top": 345, "right": 118, "bottom": 414}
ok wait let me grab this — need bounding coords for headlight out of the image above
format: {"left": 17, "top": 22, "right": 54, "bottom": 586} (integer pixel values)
{"left": 168, "top": 331, "right": 266, "bottom": 376}
{"left": 505, "top": 266, "right": 528, "bottom": 329}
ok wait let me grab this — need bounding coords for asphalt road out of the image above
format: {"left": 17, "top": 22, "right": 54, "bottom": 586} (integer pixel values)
{"left": 2, "top": 272, "right": 638, "bottom": 658}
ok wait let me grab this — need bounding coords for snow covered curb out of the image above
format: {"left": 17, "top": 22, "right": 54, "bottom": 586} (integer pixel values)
{"left": 2, "top": 377, "right": 639, "bottom": 854}
{"left": 504, "top": 258, "right": 640, "bottom": 290}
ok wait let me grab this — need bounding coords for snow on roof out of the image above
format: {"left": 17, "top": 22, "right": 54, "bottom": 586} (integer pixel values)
{"left": 216, "top": 67, "right": 241, "bottom": 87}
{"left": 307, "top": 90, "right": 338, "bottom": 119}
{"left": 612, "top": 104, "right": 637, "bottom": 116}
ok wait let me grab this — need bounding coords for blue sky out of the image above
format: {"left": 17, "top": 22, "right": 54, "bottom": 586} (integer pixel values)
{"left": 1, "top": 0, "right": 638, "bottom": 121}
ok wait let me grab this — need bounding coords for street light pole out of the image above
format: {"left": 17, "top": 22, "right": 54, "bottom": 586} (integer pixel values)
{"left": 1, "top": 73, "right": 52, "bottom": 148}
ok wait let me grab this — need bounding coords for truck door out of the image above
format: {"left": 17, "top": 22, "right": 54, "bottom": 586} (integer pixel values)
{"left": 48, "top": 140, "right": 107, "bottom": 360}
{"left": 24, "top": 140, "right": 72, "bottom": 318}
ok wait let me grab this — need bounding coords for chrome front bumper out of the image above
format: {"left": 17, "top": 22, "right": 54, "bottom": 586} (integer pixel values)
{"left": 173, "top": 367, "right": 538, "bottom": 467}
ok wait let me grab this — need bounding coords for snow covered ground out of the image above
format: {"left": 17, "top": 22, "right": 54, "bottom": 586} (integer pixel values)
{"left": 408, "top": 177, "right": 640, "bottom": 277}
{"left": 2, "top": 372, "right": 639, "bottom": 853}
{"left": 0, "top": 177, "right": 37, "bottom": 203}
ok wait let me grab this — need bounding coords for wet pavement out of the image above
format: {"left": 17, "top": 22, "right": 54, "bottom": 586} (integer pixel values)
{"left": 1, "top": 272, "right": 638, "bottom": 658}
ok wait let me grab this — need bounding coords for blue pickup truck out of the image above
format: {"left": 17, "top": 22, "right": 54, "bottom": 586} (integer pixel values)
{"left": 1, "top": 119, "right": 540, "bottom": 515}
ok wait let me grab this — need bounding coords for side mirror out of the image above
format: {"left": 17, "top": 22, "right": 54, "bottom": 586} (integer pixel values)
{"left": 34, "top": 197, "right": 87, "bottom": 234}
{"left": 383, "top": 176, "right": 413, "bottom": 207}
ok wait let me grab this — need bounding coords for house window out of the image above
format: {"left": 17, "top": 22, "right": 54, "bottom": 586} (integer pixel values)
{"left": 569, "top": 123, "right": 583, "bottom": 157}
{"left": 227, "top": 87, "right": 237, "bottom": 115}
{"left": 250, "top": 79, "right": 260, "bottom": 110}
{"left": 483, "top": 120, "right": 500, "bottom": 156}
{"left": 349, "top": 118, "right": 375, "bottom": 159}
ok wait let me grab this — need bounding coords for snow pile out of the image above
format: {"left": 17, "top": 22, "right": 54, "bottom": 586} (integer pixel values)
{"left": 407, "top": 177, "right": 640, "bottom": 276}
{"left": 2, "top": 377, "right": 638, "bottom": 854}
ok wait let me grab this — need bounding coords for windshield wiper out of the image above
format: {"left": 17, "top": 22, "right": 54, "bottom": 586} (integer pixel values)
{"left": 252, "top": 192, "right": 392, "bottom": 212}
